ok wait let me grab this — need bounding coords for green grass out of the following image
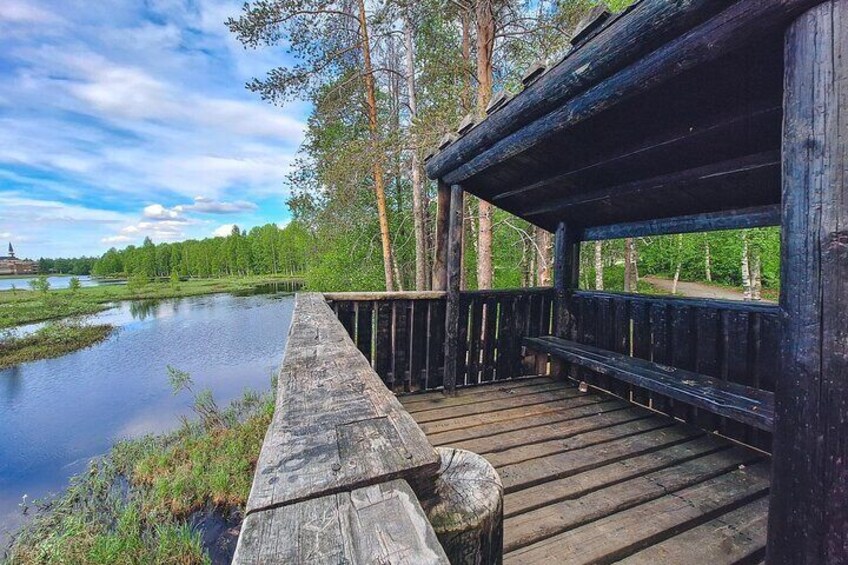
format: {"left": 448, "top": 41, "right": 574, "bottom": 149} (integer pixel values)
{"left": 4, "top": 385, "right": 275, "bottom": 565}
{"left": 0, "top": 323, "right": 114, "bottom": 369}
{"left": 0, "top": 275, "right": 302, "bottom": 329}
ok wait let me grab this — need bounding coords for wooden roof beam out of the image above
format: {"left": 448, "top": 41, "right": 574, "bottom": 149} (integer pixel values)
{"left": 581, "top": 204, "right": 780, "bottom": 241}
{"left": 519, "top": 151, "right": 780, "bottom": 219}
{"left": 437, "top": 0, "right": 827, "bottom": 187}
{"left": 491, "top": 103, "right": 781, "bottom": 204}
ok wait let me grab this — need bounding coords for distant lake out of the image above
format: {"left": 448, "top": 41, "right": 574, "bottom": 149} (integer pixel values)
{"left": 0, "top": 275, "right": 123, "bottom": 291}
{"left": 0, "top": 292, "right": 294, "bottom": 548}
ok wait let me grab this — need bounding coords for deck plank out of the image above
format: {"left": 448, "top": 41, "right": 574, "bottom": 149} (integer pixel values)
{"left": 486, "top": 417, "right": 675, "bottom": 468}
{"left": 415, "top": 395, "right": 609, "bottom": 435}
{"left": 498, "top": 424, "right": 703, "bottom": 493}
{"left": 450, "top": 406, "right": 650, "bottom": 455}
{"left": 411, "top": 387, "right": 586, "bottom": 423}
{"left": 400, "top": 377, "right": 558, "bottom": 408}
{"left": 424, "top": 399, "right": 628, "bottom": 446}
{"left": 503, "top": 436, "right": 728, "bottom": 518}
{"left": 503, "top": 461, "right": 770, "bottom": 564}
{"left": 401, "top": 372, "right": 770, "bottom": 564}
{"left": 504, "top": 447, "right": 764, "bottom": 552}
{"left": 617, "top": 496, "right": 769, "bottom": 565}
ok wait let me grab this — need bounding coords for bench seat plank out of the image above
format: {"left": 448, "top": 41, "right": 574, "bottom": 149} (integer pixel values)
{"left": 235, "top": 479, "right": 449, "bottom": 564}
{"left": 524, "top": 336, "right": 773, "bottom": 430}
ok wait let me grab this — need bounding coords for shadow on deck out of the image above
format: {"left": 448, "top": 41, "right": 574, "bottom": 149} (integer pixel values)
{"left": 400, "top": 376, "right": 770, "bottom": 565}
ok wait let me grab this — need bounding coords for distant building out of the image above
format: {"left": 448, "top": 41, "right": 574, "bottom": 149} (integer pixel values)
{"left": 0, "top": 243, "right": 39, "bottom": 276}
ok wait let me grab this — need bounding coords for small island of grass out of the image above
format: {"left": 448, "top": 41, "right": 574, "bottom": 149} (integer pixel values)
{"left": 0, "top": 323, "right": 115, "bottom": 370}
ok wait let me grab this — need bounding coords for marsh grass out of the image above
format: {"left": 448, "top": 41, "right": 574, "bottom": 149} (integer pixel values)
{"left": 0, "top": 275, "right": 301, "bottom": 329}
{"left": 0, "top": 322, "right": 114, "bottom": 369}
{"left": 4, "top": 380, "right": 276, "bottom": 564}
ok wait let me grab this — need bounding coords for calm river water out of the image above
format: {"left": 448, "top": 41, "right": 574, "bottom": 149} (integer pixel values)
{"left": 0, "top": 292, "right": 294, "bottom": 546}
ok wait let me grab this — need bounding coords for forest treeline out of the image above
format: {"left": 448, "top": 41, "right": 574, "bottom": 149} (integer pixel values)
{"left": 89, "top": 223, "right": 309, "bottom": 279}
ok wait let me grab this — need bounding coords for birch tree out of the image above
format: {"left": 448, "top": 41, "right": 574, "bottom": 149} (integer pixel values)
{"left": 228, "top": 0, "right": 396, "bottom": 290}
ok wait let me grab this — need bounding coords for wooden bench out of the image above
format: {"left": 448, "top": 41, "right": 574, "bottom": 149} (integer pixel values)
{"left": 233, "top": 293, "right": 448, "bottom": 563}
{"left": 524, "top": 336, "right": 774, "bottom": 431}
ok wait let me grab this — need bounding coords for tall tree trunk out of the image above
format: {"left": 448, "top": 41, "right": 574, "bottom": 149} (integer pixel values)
{"left": 741, "top": 232, "right": 752, "bottom": 300}
{"left": 594, "top": 240, "right": 604, "bottom": 290}
{"left": 623, "top": 237, "right": 634, "bottom": 292}
{"left": 460, "top": 5, "right": 473, "bottom": 290}
{"left": 535, "top": 227, "right": 552, "bottom": 286}
{"left": 357, "top": 0, "right": 394, "bottom": 291}
{"left": 475, "top": 0, "right": 495, "bottom": 289}
{"left": 704, "top": 235, "right": 712, "bottom": 282}
{"left": 751, "top": 248, "right": 762, "bottom": 301}
{"left": 672, "top": 233, "right": 683, "bottom": 295}
{"left": 404, "top": 12, "right": 428, "bottom": 291}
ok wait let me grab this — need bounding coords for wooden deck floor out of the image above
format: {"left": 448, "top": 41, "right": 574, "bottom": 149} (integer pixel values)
{"left": 399, "top": 376, "right": 770, "bottom": 565}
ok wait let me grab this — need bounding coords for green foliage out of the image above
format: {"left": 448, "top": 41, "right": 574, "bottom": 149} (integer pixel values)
{"left": 91, "top": 222, "right": 309, "bottom": 280}
{"left": 29, "top": 275, "right": 50, "bottom": 294}
{"left": 0, "top": 321, "right": 113, "bottom": 369}
{"left": 37, "top": 256, "right": 97, "bottom": 276}
{"left": 68, "top": 276, "right": 82, "bottom": 293}
{"left": 6, "top": 381, "right": 275, "bottom": 564}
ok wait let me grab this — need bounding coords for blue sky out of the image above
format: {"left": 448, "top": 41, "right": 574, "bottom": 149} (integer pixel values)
{"left": 0, "top": 0, "right": 308, "bottom": 259}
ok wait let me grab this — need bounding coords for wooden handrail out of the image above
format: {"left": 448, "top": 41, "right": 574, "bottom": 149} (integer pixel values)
{"left": 324, "top": 291, "right": 447, "bottom": 301}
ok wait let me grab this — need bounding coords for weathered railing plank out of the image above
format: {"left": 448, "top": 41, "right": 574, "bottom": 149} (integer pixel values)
{"left": 245, "top": 293, "right": 439, "bottom": 513}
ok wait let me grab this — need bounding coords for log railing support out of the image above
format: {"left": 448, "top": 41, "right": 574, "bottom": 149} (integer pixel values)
{"left": 443, "top": 184, "right": 465, "bottom": 394}
{"left": 769, "top": 2, "right": 847, "bottom": 562}
{"left": 553, "top": 221, "right": 581, "bottom": 379}
{"left": 433, "top": 181, "right": 451, "bottom": 291}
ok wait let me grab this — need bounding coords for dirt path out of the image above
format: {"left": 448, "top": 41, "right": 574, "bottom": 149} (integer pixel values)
{"left": 642, "top": 276, "right": 776, "bottom": 303}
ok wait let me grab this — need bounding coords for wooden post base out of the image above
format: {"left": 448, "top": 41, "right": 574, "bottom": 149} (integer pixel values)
{"left": 421, "top": 447, "right": 504, "bottom": 564}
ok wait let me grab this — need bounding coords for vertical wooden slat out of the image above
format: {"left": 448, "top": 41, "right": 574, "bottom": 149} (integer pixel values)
{"left": 467, "top": 296, "right": 484, "bottom": 385}
{"left": 443, "top": 184, "right": 464, "bottom": 394}
{"left": 336, "top": 301, "right": 356, "bottom": 339}
{"left": 374, "top": 301, "right": 393, "bottom": 388}
{"left": 355, "top": 301, "right": 374, "bottom": 362}
{"left": 670, "top": 305, "right": 695, "bottom": 421}
{"left": 410, "top": 300, "right": 428, "bottom": 390}
{"left": 393, "top": 300, "right": 411, "bottom": 392}
{"left": 694, "top": 307, "right": 721, "bottom": 433}
{"left": 456, "top": 295, "right": 470, "bottom": 387}
{"left": 427, "top": 299, "right": 446, "bottom": 390}
{"left": 630, "top": 299, "right": 651, "bottom": 406}
{"left": 482, "top": 297, "right": 498, "bottom": 382}
{"left": 611, "top": 298, "right": 631, "bottom": 400}
{"left": 649, "top": 301, "right": 671, "bottom": 415}
{"left": 495, "top": 296, "right": 515, "bottom": 381}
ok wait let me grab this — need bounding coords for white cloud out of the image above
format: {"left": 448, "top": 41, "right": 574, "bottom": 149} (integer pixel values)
{"left": 213, "top": 224, "right": 235, "bottom": 237}
{"left": 175, "top": 196, "right": 257, "bottom": 214}
{"left": 143, "top": 203, "right": 185, "bottom": 222}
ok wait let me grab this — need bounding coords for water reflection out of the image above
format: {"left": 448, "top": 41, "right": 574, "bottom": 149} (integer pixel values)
{"left": 0, "top": 292, "right": 295, "bottom": 547}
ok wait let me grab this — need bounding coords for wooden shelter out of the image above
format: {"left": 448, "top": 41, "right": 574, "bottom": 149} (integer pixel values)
{"left": 236, "top": 0, "right": 846, "bottom": 562}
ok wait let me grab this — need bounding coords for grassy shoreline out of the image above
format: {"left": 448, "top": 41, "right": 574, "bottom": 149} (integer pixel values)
{"left": 0, "top": 276, "right": 303, "bottom": 329}
{"left": 4, "top": 381, "right": 275, "bottom": 564}
{"left": 0, "top": 323, "right": 115, "bottom": 370}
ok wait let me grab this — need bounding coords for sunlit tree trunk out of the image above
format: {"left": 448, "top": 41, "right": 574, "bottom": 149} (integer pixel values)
{"left": 704, "top": 235, "right": 712, "bottom": 282}
{"left": 357, "top": 0, "right": 394, "bottom": 291}
{"left": 594, "top": 240, "right": 604, "bottom": 290}
{"left": 460, "top": 4, "right": 473, "bottom": 290}
{"left": 741, "top": 232, "right": 752, "bottom": 300}
{"left": 623, "top": 237, "right": 634, "bottom": 292}
{"left": 535, "top": 227, "right": 552, "bottom": 286}
{"left": 404, "top": 11, "right": 428, "bottom": 291}
{"left": 672, "top": 234, "right": 683, "bottom": 295}
{"left": 475, "top": 0, "right": 495, "bottom": 289}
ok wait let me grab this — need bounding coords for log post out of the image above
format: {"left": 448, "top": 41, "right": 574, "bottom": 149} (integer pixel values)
{"left": 443, "top": 184, "right": 465, "bottom": 394}
{"left": 433, "top": 181, "right": 451, "bottom": 291}
{"left": 769, "top": 2, "right": 848, "bottom": 562}
{"left": 421, "top": 447, "right": 503, "bottom": 564}
{"left": 552, "top": 222, "right": 581, "bottom": 378}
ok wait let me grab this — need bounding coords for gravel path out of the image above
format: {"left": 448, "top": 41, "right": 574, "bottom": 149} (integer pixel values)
{"left": 642, "top": 276, "right": 775, "bottom": 303}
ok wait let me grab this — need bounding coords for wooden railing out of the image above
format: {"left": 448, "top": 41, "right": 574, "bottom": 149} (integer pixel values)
{"left": 564, "top": 291, "right": 780, "bottom": 451}
{"left": 325, "top": 288, "right": 555, "bottom": 393}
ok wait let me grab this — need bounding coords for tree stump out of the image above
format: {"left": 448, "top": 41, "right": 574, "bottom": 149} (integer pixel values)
{"left": 421, "top": 447, "right": 503, "bottom": 565}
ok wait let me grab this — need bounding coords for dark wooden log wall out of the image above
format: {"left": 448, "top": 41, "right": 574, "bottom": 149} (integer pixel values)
{"left": 769, "top": 1, "right": 848, "bottom": 561}
{"left": 328, "top": 288, "right": 555, "bottom": 394}
{"left": 562, "top": 291, "right": 780, "bottom": 452}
